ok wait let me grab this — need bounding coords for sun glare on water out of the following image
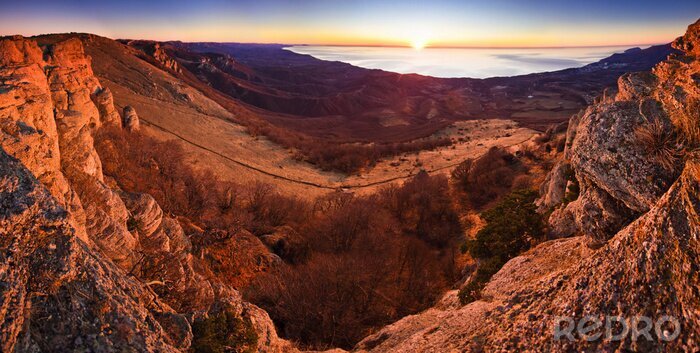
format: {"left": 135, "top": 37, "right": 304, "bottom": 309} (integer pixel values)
{"left": 411, "top": 38, "right": 428, "bottom": 50}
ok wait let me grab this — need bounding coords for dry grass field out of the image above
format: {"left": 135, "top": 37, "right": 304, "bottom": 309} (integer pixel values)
{"left": 69, "top": 34, "right": 537, "bottom": 198}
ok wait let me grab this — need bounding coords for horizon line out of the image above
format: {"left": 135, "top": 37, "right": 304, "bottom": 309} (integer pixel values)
{"left": 0, "top": 31, "right": 670, "bottom": 50}
{"left": 281, "top": 42, "right": 667, "bottom": 49}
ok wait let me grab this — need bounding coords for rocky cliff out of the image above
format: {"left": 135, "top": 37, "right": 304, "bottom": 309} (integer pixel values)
{"left": 356, "top": 18, "right": 700, "bottom": 353}
{"left": 0, "top": 35, "right": 291, "bottom": 352}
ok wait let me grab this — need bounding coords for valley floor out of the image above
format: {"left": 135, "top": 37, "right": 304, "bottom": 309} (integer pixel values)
{"left": 102, "top": 66, "right": 536, "bottom": 197}
{"left": 141, "top": 108, "right": 536, "bottom": 197}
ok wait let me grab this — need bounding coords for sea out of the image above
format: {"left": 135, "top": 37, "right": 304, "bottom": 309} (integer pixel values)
{"left": 285, "top": 45, "right": 644, "bottom": 79}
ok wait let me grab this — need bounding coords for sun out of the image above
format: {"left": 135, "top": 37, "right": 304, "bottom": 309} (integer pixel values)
{"left": 411, "top": 38, "right": 428, "bottom": 50}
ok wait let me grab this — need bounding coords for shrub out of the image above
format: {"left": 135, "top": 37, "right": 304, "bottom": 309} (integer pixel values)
{"left": 190, "top": 307, "right": 258, "bottom": 353}
{"left": 460, "top": 189, "right": 544, "bottom": 304}
{"left": 518, "top": 144, "right": 539, "bottom": 161}
{"left": 245, "top": 182, "right": 307, "bottom": 236}
{"left": 512, "top": 174, "right": 532, "bottom": 190}
{"left": 451, "top": 147, "right": 527, "bottom": 208}
{"left": 467, "top": 189, "right": 544, "bottom": 260}
{"left": 634, "top": 119, "right": 683, "bottom": 171}
{"left": 457, "top": 257, "right": 503, "bottom": 304}
{"left": 383, "top": 171, "right": 462, "bottom": 247}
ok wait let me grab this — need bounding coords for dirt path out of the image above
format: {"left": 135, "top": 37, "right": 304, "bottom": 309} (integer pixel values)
{"left": 141, "top": 118, "right": 535, "bottom": 191}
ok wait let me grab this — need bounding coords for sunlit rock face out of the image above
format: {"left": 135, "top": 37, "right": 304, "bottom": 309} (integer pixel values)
{"left": 547, "top": 19, "right": 699, "bottom": 243}
{"left": 0, "top": 148, "right": 187, "bottom": 352}
{"left": 0, "top": 35, "right": 294, "bottom": 352}
{"left": 356, "top": 18, "right": 700, "bottom": 353}
{"left": 41, "top": 37, "right": 139, "bottom": 267}
{"left": 0, "top": 36, "right": 86, "bottom": 239}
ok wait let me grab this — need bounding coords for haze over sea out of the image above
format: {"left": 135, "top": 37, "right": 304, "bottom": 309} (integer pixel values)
{"left": 286, "top": 45, "right": 643, "bottom": 78}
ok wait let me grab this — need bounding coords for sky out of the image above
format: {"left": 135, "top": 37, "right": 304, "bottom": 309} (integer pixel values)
{"left": 1, "top": 0, "right": 699, "bottom": 47}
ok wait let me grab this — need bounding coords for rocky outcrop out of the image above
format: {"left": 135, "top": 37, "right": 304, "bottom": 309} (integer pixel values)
{"left": 123, "top": 105, "right": 140, "bottom": 131}
{"left": 1, "top": 35, "right": 293, "bottom": 352}
{"left": 152, "top": 43, "right": 182, "bottom": 73}
{"left": 357, "top": 18, "right": 700, "bottom": 352}
{"left": 360, "top": 156, "right": 700, "bottom": 352}
{"left": 92, "top": 86, "right": 122, "bottom": 127}
{"left": 123, "top": 192, "right": 216, "bottom": 312}
{"left": 674, "top": 18, "right": 700, "bottom": 55}
{"left": 536, "top": 161, "right": 571, "bottom": 212}
{"left": 546, "top": 98, "right": 680, "bottom": 242}
{"left": 542, "top": 20, "right": 699, "bottom": 242}
{"left": 356, "top": 237, "right": 591, "bottom": 352}
{"left": 124, "top": 40, "right": 182, "bottom": 73}
{"left": 558, "top": 177, "right": 639, "bottom": 242}
{"left": 570, "top": 101, "right": 676, "bottom": 212}
{"left": 0, "top": 148, "right": 186, "bottom": 352}
{"left": 0, "top": 35, "right": 86, "bottom": 240}
{"left": 42, "top": 37, "right": 139, "bottom": 268}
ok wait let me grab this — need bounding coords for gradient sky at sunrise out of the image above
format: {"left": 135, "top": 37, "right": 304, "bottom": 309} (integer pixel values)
{"left": 1, "top": 0, "right": 699, "bottom": 47}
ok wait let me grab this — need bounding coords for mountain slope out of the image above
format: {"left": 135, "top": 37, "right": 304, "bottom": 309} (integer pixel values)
{"left": 163, "top": 41, "right": 673, "bottom": 137}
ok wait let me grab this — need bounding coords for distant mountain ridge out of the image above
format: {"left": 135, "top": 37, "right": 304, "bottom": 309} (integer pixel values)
{"left": 151, "top": 41, "right": 675, "bottom": 133}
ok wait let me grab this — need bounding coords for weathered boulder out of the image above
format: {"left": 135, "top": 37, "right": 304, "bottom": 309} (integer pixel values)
{"left": 76, "top": 173, "right": 136, "bottom": 266}
{"left": 161, "top": 217, "right": 191, "bottom": 255}
{"left": 541, "top": 27, "right": 690, "bottom": 242}
{"left": 123, "top": 105, "right": 141, "bottom": 131}
{"left": 124, "top": 192, "right": 164, "bottom": 240}
{"left": 91, "top": 86, "right": 122, "bottom": 127}
{"left": 120, "top": 192, "right": 213, "bottom": 311}
{"left": 546, "top": 205, "right": 577, "bottom": 238}
{"left": 616, "top": 71, "right": 658, "bottom": 101}
{"left": 536, "top": 161, "right": 571, "bottom": 212}
{"left": 547, "top": 99, "right": 679, "bottom": 242}
{"left": 569, "top": 101, "right": 677, "bottom": 214}
{"left": 557, "top": 176, "right": 639, "bottom": 243}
